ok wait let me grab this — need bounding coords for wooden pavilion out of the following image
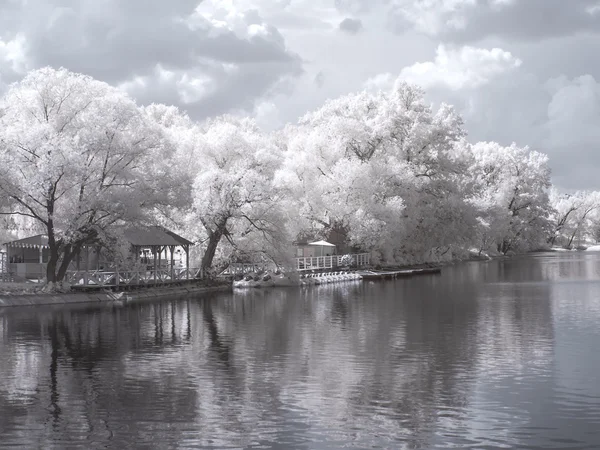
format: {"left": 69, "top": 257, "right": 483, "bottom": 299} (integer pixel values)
{"left": 121, "top": 225, "right": 193, "bottom": 276}
{"left": 1, "top": 226, "right": 194, "bottom": 282}
{"left": 3, "top": 234, "right": 50, "bottom": 280}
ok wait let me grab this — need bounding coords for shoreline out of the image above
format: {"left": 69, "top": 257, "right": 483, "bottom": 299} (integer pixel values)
{"left": 1, "top": 250, "right": 559, "bottom": 307}
{"left": 0, "top": 282, "right": 231, "bottom": 308}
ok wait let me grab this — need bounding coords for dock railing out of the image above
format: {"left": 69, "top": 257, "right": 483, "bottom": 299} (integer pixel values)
{"left": 66, "top": 267, "right": 204, "bottom": 287}
{"left": 295, "top": 253, "right": 370, "bottom": 271}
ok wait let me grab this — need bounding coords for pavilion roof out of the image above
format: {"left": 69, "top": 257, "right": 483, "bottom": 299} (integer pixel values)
{"left": 122, "top": 226, "right": 194, "bottom": 247}
{"left": 3, "top": 234, "right": 49, "bottom": 249}
{"left": 2, "top": 226, "right": 193, "bottom": 249}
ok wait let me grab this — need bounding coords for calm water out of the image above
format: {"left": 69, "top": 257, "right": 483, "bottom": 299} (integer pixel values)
{"left": 1, "top": 252, "right": 600, "bottom": 449}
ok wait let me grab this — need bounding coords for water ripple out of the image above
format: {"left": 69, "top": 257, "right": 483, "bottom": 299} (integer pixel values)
{"left": 1, "top": 253, "right": 600, "bottom": 448}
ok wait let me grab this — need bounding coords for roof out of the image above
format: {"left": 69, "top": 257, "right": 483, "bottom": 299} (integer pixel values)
{"left": 308, "top": 240, "right": 336, "bottom": 247}
{"left": 3, "top": 234, "right": 49, "bottom": 249}
{"left": 3, "top": 227, "right": 193, "bottom": 249}
{"left": 122, "top": 226, "right": 194, "bottom": 247}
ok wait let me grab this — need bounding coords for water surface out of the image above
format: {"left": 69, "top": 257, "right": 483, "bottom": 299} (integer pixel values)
{"left": 1, "top": 252, "right": 600, "bottom": 449}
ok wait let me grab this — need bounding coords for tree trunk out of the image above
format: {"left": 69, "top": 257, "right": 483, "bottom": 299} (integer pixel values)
{"left": 56, "top": 243, "right": 82, "bottom": 282}
{"left": 46, "top": 245, "right": 60, "bottom": 283}
{"left": 200, "top": 218, "right": 228, "bottom": 277}
{"left": 499, "top": 239, "right": 511, "bottom": 255}
{"left": 566, "top": 227, "right": 578, "bottom": 249}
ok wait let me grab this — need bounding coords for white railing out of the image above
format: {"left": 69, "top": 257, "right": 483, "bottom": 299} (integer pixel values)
{"left": 66, "top": 267, "right": 204, "bottom": 287}
{"left": 295, "top": 253, "right": 370, "bottom": 271}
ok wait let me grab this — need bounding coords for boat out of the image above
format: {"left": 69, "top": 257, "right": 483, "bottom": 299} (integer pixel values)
{"left": 233, "top": 271, "right": 301, "bottom": 288}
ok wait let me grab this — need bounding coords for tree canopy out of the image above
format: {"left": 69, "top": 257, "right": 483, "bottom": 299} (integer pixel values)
{"left": 1, "top": 67, "right": 596, "bottom": 285}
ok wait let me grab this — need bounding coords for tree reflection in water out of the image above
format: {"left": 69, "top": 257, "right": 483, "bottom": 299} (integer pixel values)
{"left": 1, "top": 253, "right": 600, "bottom": 448}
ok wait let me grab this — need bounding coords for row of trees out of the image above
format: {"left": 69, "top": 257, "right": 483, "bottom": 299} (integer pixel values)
{"left": 0, "top": 68, "right": 598, "bottom": 286}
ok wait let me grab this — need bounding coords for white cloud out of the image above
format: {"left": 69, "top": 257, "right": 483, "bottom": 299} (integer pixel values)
{"left": 386, "top": 0, "right": 600, "bottom": 42}
{"left": 2, "top": 0, "right": 600, "bottom": 190}
{"left": 544, "top": 75, "right": 600, "bottom": 148}
{"left": 391, "top": 0, "right": 476, "bottom": 35}
{"left": 398, "top": 44, "right": 522, "bottom": 90}
{"left": 0, "top": 33, "right": 28, "bottom": 74}
{"left": 363, "top": 72, "right": 394, "bottom": 92}
{"left": 0, "top": 0, "right": 302, "bottom": 119}
{"left": 253, "top": 101, "right": 284, "bottom": 130}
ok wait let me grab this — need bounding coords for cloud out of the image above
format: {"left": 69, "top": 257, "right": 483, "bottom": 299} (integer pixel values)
{"left": 2, "top": 0, "right": 599, "bottom": 192}
{"left": 339, "top": 18, "right": 363, "bottom": 34}
{"left": 0, "top": 0, "right": 303, "bottom": 119}
{"left": 544, "top": 74, "right": 600, "bottom": 151}
{"left": 314, "top": 71, "right": 325, "bottom": 88}
{"left": 334, "top": 0, "right": 376, "bottom": 14}
{"left": 398, "top": 44, "right": 522, "bottom": 90}
{"left": 363, "top": 72, "right": 395, "bottom": 92}
{"left": 388, "top": 0, "right": 600, "bottom": 42}
{"left": 360, "top": 43, "right": 600, "bottom": 189}
{"left": 253, "top": 101, "right": 284, "bottom": 130}
{"left": 457, "top": 71, "right": 600, "bottom": 189}
{"left": 0, "top": 33, "right": 28, "bottom": 83}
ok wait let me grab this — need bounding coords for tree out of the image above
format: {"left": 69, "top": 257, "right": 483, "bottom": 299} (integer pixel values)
{"left": 186, "top": 116, "right": 288, "bottom": 275}
{"left": 468, "top": 142, "right": 553, "bottom": 254}
{"left": 0, "top": 68, "right": 172, "bottom": 288}
{"left": 548, "top": 189, "right": 585, "bottom": 247}
{"left": 277, "top": 80, "right": 473, "bottom": 264}
{"left": 562, "top": 191, "right": 600, "bottom": 248}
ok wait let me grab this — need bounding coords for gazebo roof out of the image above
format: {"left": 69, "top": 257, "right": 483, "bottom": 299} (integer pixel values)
{"left": 2, "top": 226, "right": 193, "bottom": 249}
{"left": 122, "top": 226, "right": 194, "bottom": 247}
{"left": 308, "top": 240, "right": 336, "bottom": 247}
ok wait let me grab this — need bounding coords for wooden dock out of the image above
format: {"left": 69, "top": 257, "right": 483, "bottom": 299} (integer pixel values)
{"left": 358, "top": 267, "right": 441, "bottom": 280}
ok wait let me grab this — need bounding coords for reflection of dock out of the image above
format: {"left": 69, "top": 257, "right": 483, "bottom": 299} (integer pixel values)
{"left": 358, "top": 267, "right": 441, "bottom": 280}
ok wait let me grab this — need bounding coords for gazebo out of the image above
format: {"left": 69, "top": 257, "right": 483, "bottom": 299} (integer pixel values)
{"left": 121, "top": 225, "right": 194, "bottom": 276}
{"left": 2, "top": 226, "right": 194, "bottom": 281}
{"left": 307, "top": 240, "right": 337, "bottom": 257}
{"left": 3, "top": 234, "right": 50, "bottom": 280}
{"left": 308, "top": 240, "right": 337, "bottom": 256}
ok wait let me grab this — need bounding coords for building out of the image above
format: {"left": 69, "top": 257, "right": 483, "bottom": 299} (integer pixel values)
{"left": 1, "top": 226, "right": 194, "bottom": 282}
{"left": 295, "top": 240, "right": 337, "bottom": 258}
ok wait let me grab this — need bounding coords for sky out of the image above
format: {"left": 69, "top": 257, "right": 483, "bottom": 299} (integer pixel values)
{"left": 0, "top": 0, "right": 599, "bottom": 190}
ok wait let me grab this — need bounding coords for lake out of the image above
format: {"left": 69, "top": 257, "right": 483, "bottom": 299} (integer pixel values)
{"left": 1, "top": 252, "right": 600, "bottom": 449}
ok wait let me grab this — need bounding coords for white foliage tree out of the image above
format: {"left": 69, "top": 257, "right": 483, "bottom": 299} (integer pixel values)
{"left": 0, "top": 68, "right": 173, "bottom": 287}
{"left": 548, "top": 189, "right": 600, "bottom": 248}
{"left": 277, "top": 80, "right": 475, "bottom": 264}
{"left": 469, "top": 142, "right": 552, "bottom": 254}
{"left": 185, "top": 116, "right": 289, "bottom": 274}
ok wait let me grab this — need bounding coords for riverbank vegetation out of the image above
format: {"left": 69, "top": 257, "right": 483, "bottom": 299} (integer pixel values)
{"left": 1, "top": 68, "right": 600, "bottom": 284}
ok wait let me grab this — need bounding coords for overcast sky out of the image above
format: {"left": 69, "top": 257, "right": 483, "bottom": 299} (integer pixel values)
{"left": 1, "top": 0, "right": 599, "bottom": 190}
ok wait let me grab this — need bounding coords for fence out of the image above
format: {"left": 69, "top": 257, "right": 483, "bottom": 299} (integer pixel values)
{"left": 66, "top": 267, "right": 204, "bottom": 287}
{"left": 295, "top": 253, "right": 370, "bottom": 271}
{"left": 221, "top": 262, "right": 275, "bottom": 276}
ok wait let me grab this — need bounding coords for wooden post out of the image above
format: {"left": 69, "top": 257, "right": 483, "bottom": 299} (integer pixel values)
{"left": 158, "top": 245, "right": 163, "bottom": 282}
{"left": 184, "top": 245, "right": 189, "bottom": 280}
{"left": 169, "top": 245, "right": 175, "bottom": 281}
{"left": 153, "top": 246, "right": 157, "bottom": 284}
{"left": 84, "top": 245, "right": 89, "bottom": 285}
